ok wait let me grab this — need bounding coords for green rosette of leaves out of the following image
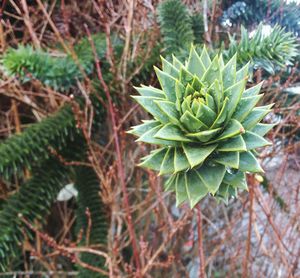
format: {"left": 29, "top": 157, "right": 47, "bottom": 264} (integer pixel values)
{"left": 129, "top": 45, "right": 274, "bottom": 207}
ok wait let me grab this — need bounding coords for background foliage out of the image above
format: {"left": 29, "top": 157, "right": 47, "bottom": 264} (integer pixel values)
{"left": 0, "top": 0, "right": 299, "bottom": 277}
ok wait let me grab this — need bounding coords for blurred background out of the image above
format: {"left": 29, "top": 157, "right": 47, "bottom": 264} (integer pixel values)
{"left": 0, "top": 0, "right": 299, "bottom": 277}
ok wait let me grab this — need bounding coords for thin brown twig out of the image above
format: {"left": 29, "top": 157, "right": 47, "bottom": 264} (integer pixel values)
{"left": 0, "top": 0, "right": 7, "bottom": 52}
{"left": 20, "top": 216, "right": 110, "bottom": 276}
{"left": 141, "top": 210, "right": 192, "bottom": 275}
{"left": 202, "top": 0, "right": 211, "bottom": 45}
{"left": 20, "top": 0, "right": 40, "bottom": 48}
{"left": 85, "top": 208, "right": 92, "bottom": 246}
{"left": 242, "top": 176, "right": 255, "bottom": 277}
{"left": 85, "top": 25, "right": 141, "bottom": 276}
{"left": 120, "top": 0, "right": 135, "bottom": 95}
{"left": 197, "top": 204, "right": 206, "bottom": 278}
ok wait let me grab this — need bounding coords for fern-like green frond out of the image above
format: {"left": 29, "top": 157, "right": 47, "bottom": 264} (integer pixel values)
{"left": 0, "top": 158, "right": 69, "bottom": 271}
{"left": 157, "top": 0, "right": 194, "bottom": 55}
{"left": 0, "top": 105, "right": 76, "bottom": 179}
{"left": 191, "top": 13, "right": 204, "bottom": 45}
{"left": 2, "top": 45, "right": 86, "bottom": 90}
{"left": 1, "top": 33, "right": 123, "bottom": 91}
{"left": 226, "top": 24, "right": 298, "bottom": 74}
{"left": 74, "top": 166, "right": 107, "bottom": 277}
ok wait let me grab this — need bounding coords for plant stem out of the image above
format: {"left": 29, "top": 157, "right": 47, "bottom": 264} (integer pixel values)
{"left": 242, "top": 176, "right": 254, "bottom": 277}
{"left": 197, "top": 204, "right": 206, "bottom": 278}
{"left": 202, "top": 0, "right": 211, "bottom": 45}
{"left": 85, "top": 27, "right": 141, "bottom": 275}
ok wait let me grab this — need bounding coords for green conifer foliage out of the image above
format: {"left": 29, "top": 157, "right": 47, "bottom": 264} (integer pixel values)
{"left": 0, "top": 105, "right": 76, "bottom": 179}
{"left": 0, "top": 34, "right": 114, "bottom": 272}
{"left": 0, "top": 158, "right": 69, "bottom": 271}
{"left": 74, "top": 166, "right": 107, "bottom": 277}
{"left": 226, "top": 24, "right": 298, "bottom": 74}
{"left": 2, "top": 33, "right": 122, "bottom": 91}
{"left": 157, "top": 0, "right": 195, "bottom": 55}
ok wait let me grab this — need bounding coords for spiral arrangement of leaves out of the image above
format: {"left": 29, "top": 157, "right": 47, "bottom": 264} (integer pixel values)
{"left": 129, "top": 46, "right": 274, "bottom": 207}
